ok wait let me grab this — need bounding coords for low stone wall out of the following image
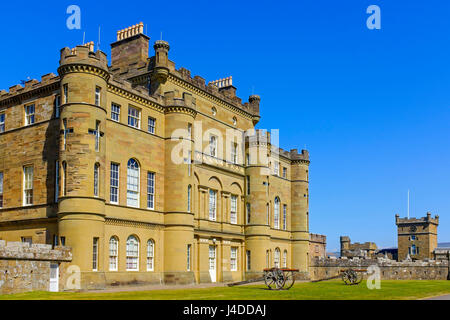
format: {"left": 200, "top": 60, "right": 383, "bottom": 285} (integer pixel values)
{"left": 0, "top": 240, "right": 72, "bottom": 294}
{"left": 310, "top": 257, "right": 449, "bottom": 281}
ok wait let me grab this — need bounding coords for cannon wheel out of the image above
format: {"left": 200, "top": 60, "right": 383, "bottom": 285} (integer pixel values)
{"left": 282, "top": 270, "right": 296, "bottom": 290}
{"left": 342, "top": 269, "right": 359, "bottom": 285}
{"left": 264, "top": 268, "right": 285, "bottom": 290}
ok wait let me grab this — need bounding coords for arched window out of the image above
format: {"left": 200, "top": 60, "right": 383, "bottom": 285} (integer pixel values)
{"left": 283, "top": 250, "right": 288, "bottom": 268}
{"left": 187, "top": 185, "right": 192, "bottom": 213}
{"left": 126, "top": 235, "right": 139, "bottom": 271}
{"left": 109, "top": 237, "right": 118, "bottom": 271}
{"left": 266, "top": 250, "right": 270, "bottom": 268}
{"left": 147, "top": 239, "right": 154, "bottom": 271}
{"left": 127, "top": 159, "right": 139, "bottom": 207}
{"left": 274, "top": 248, "right": 280, "bottom": 268}
{"left": 94, "top": 163, "right": 99, "bottom": 197}
{"left": 283, "top": 204, "right": 287, "bottom": 230}
{"left": 274, "top": 197, "right": 280, "bottom": 229}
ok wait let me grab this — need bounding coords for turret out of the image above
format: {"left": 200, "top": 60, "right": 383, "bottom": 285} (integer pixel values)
{"left": 57, "top": 44, "right": 109, "bottom": 287}
{"left": 162, "top": 89, "right": 197, "bottom": 284}
{"left": 150, "top": 40, "right": 170, "bottom": 95}
{"left": 248, "top": 95, "right": 261, "bottom": 125}
{"left": 243, "top": 130, "right": 271, "bottom": 278}
{"left": 289, "top": 149, "right": 310, "bottom": 272}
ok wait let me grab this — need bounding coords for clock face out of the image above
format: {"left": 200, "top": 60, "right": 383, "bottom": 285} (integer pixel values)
{"left": 409, "top": 225, "right": 417, "bottom": 232}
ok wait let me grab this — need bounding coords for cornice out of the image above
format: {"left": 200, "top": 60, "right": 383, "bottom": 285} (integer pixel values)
{"left": 167, "top": 74, "right": 255, "bottom": 120}
{"left": 107, "top": 83, "right": 164, "bottom": 113}
{"left": 58, "top": 63, "right": 110, "bottom": 82}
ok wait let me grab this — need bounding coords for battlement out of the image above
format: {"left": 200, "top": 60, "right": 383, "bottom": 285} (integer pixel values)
{"left": 310, "top": 233, "right": 326, "bottom": 244}
{"left": 395, "top": 212, "right": 439, "bottom": 225}
{"left": 0, "top": 73, "right": 59, "bottom": 103}
{"left": 59, "top": 44, "right": 109, "bottom": 71}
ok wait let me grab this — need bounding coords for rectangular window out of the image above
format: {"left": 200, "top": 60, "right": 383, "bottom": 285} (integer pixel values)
{"left": 148, "top": 117, "right": 156, "bottom": 134}
{"left": 188, "top": 123, "right": 192, "bottom": 139}
{"left": 230, "top": 195, "right": 237, "bottom": 224}
{"left": 55, "top": 161, "right": 59, "bottom": 203}
{"left": 246, "top": 250, "right": 251, "bottom": 271}
{"left": 230, "top": 247, "right": 238, "bottom": 271}
{"left": 246, "top": 203, "right": 251, "bottom": 224}
{"left": 62, "top": 119, "right": 73, "bottom": 150}
{"left": 0, "top": 172, "right": 3, "bottom": 208}
{"left": 274, "top": 161, "right": 279, "bottom": 176}
{"left": 231, "top": 142, "right": 238, "bottom": 164}
{"left": 209, "top": 135, "right": 217, "bottom": 157}
{"left": 23, "top": 166, "right": 33, "bottom": 206}
{"left": 95, "top": 87, "right": 101, "bottom": 106}
{"left": 95, "top": 121, "right": 100, "bottom": 152}
{"left": 21, "top": 237, "right": 32, "bottom": 245}
{"left": 94, "top": 164, "right": 99, "bottom": 197}
{"left": 60, "top": 237, "right": 65, "bottom": 246}
{"left": 283, "top": 205, "right": 287, "bottom": 230}
{"left": 246, "top": 176, "right": 250, "bottom": 195}
{"left": 53, "top": 234, "right": 59, "bottom": 247}
{"left": 147, "top": 172, "right": 155, "bottom": 209}
{"left": 92, "top": 237, "right": 99, "bottom": 271}
{"left": 63, "top": 84, "right": 68, "bottom": 103}
{"left": 0, "top": 113, "right": 4, "bottom": 133}
{"left": 55, "top": 95, "right": 61, "bottom": 118}
{"left": 62, "top": 162, "right": 67, "bottom": 196}
{"left": 25, "top": 104, "right": 35, "bottom": 126}
{"left": 110, "top": 163, "right": 119, "bottom": 204}
{"left": 187, "top": 185, "right": 191, "bottom": 213}
{"left": 128, "top": 106, "right": 140, "bottom": 129}
{"left": 187, "top": 244, "right": 191, "bottom": 271}
{"left": 246, "top": 153, "right": 250, "bottom": 166}
{"left": 111, "top": 103, "right": 120, "bottom": 122}
{"left": 283, "top": 167, "right": 287, "bottom": 178}
{"left": 209, "top": 189, "right": 217, "bottom": 221}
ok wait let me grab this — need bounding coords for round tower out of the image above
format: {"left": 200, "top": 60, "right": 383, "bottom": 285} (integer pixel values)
{"left": 290, "top": 149, "right": 310, "bottom": 274}
{"left": 244, "top": 130, "right": 271, "bottom": 279}
{"left": 161, "top": 43, "right": 196, "bottom": 283}
{"left": 150, "top": 40, "right": 170, "bottom": 95}
{"left": 57, "top": 45, "right": 109, "bottom": 287}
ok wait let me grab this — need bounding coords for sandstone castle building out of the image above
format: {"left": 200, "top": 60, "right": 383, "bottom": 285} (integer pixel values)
{"left": 396, "top": 213, "right": 439, "bottom": 261}
{"left": 0, "top": 23, "right": 311, "bottom": 288}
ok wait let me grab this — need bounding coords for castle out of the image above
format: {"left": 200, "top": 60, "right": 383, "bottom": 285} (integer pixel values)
{"left": 0, "top": 23, "right": 311, "bottom": 289}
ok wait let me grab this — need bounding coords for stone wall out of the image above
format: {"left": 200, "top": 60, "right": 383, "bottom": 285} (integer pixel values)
{"left": 310, "top": 257, "right": 449, "bottom": 281}
{"left": 0, "top": 240, "right": 72, "bottom": 294}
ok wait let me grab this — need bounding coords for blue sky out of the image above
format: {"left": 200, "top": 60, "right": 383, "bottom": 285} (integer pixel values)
{"left": 1, "top": 0, "right": 449, "bottom": 251}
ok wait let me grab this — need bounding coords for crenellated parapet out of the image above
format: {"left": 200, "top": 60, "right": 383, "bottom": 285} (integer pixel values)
{"left": 0, "top": 73, "right": 59, "bottom": 106}
{"left": 58, "top": 45, "right": 110, "bottom": 82}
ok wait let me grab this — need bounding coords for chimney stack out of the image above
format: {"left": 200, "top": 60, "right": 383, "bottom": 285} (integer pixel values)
{"left": 111, "top": 22, "right": 149, "bottom": 72}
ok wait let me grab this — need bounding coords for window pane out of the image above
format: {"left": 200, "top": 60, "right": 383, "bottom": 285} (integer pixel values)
{"left": 147, "top": 172, "right": 155, "bottom": 209}
{"left": 127, "top": 159, "right": 139, "bottom": 207}
{"left": 110, "top": 163, "right": 119, "bottom": 203}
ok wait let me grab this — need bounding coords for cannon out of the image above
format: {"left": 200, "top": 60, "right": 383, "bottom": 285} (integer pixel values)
{"left": 227, "top": 268, "right": 299, "bottom": 290}
{"left": 311, "top": 268, "right": 367, "bottom": 285}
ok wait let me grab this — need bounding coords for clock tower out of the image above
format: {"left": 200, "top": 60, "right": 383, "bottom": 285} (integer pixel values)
{"left": 395, "top": 213, "right": 439, "bottom": 261}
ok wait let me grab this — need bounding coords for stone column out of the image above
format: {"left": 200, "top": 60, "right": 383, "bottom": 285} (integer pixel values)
{"left": 221, "top": 191, "right": 230, "bottom": 224}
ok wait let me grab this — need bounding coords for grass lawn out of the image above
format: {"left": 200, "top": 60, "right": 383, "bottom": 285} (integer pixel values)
{"left": 1, "top": 280, "right": 449, "bottom": 300}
